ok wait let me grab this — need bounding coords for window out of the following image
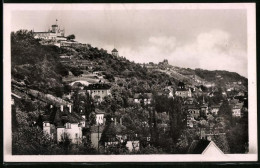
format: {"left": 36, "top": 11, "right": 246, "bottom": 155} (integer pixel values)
{"left": 75, "top": 133, "right": 78, "bottom": 138}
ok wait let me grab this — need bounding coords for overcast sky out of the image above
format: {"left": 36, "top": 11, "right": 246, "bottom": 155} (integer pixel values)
{"left": 11, "top": 6, "right": 248, "bottom": 77}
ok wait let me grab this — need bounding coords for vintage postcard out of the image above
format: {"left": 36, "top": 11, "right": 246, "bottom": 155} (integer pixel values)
{"left": 3, "top": 3, "right": 257, "bottom": 162}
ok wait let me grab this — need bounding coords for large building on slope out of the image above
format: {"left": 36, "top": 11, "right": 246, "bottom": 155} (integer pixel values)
{"left": 33, "top": 21, "right": 66, "bottom": 41}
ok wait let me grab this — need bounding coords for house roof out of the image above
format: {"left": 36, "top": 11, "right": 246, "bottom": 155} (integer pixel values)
{"left": 211, "top": 105, "right": 221, "bottom": 108}
{"left": 187, "top": 140, "right": 211, "bottom": 154}
{"left": 112, "top": 48, "right": 118, "bottom": 52}
{"left": 134, "top": 93, "right": 152, "bottom": 99}
{"left": 85, "top": 83, "right": 111, "bottom": 90}
{"left": 200, "top": 103, "right": 208, "bottom": 108}
{"left": 41, "top": 108, "right": 84, "bottom": 126}
{"left": 95, "top": 109, "right": 105, "bottom": 114}
{"left": 186, "top": 104, "right": 200, "bottom": 110}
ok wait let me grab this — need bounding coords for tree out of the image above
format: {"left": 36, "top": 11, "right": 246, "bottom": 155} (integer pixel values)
{"left": 219, "top": 100, "right": 232, "bottom": 122}
{"left": 168, "top": 97, "right": 186, "bottom": 152}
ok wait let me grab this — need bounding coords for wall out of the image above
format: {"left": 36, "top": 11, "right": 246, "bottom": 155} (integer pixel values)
{"left": 57, "top": 127, "right": 65, "bottom": 142}
{"left": 64, "top": 123, "right": 82, "bottom": 144}
{"left": 91, "top": 132, "right": 102, "bottom": 149}
{"left": 126, "top": 141, "right": 140, "bottom": 152}
{"left": 90, "top": 89, "right": 110, "bottom": 101}
{"left": 96, "top": 114, "right": 104, "bottom": 125}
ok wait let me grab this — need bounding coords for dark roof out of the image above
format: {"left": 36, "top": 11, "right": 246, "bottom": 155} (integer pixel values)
{"left": 200, "top": 103, "right": 208, "bottom": 108}
{"left": 178, "top": 81, "right": 185, "bottom": 87}
{"left": 85, "top": 83, "right": 111, "bottom": 90}
{"left": 176, "top": 88, "right": 189, "bottom": 91}
{"left": 134, "top": 93, "right": 152, "bottom": 99}
{"left": 95, "top": 109, "right": 105, "bottom": 114}
{"left": 186, "top": 104, "right": 200, "bottom": 110}
{"left": 112, "top": 48, "right": 118, "bottom": 52}
{"left": 187, "top": 140, "right": 211, "bottom": 154}
{"left": 42, "top": 107, "right": 83, "bottom": 126}
{"left": 211, "top": 105, "right": 221, "bottom": 108}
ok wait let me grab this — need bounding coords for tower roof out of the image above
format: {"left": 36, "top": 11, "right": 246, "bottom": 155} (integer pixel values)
{"left": 112, "top": 48, "right": 118, "bottom": 52}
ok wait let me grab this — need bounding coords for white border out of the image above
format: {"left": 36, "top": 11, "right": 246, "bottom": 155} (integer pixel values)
{"left": 3, "top": 3, "right": 257, "bottom": 162}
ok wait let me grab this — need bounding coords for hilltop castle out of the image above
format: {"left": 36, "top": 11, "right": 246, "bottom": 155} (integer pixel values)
{"left": 33, "top": 20, "right": 66, "bottom": 41}
{"left": 33, "top": 20, "right": 86, "bottom": 48}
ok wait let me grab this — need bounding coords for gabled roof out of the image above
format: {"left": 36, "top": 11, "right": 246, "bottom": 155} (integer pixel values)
{"left": 42, "top": 107, "right": 84, "bottom": 125}
{"left": 112, "top": 48, "right": 118, "bottom": 52}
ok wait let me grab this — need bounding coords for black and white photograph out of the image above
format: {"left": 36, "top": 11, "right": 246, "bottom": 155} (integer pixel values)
{"left": 3, "top": 3, "right": 257, "bottom": 162}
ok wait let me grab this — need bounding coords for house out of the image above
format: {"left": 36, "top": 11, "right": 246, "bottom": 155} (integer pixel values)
{"left": 42, "top": 105, "right": 84, "bottom": 144}
{"left": 187, "top": 139, "right": 224, "bottom": 155}
{"left": 186, "top": 104, "right": 200, "bottom": 128}
{"left": 200, "top": 97, "right": 209, "bottom": 116}
{"left": 95, "top": 109, "right": 105, "bottom": 125}
{"left": 90, "top": 125, "right": 105, "bottom": 149}
{"left": 111, "top": 48, "right": 119, "bottom": 56}
{"left": 210, "top": 105, "right": 221, "bottom": 115}
{"left": 175, "top": 82, "right": 192, "bottom": 98}
{"left": 200, "top": 103, "right": 209, "bottom": 116}
{"left": 232, "top": 102, "right": 244, "bottom": 117}
{"left": 133, "top": 93, "right": 152, "bottom": 105}
{"left": 175, "top": 88, "right": 192, "bottom": 98}
{"left": 187, "top": 105, "right": 200, "bottom": 119}
{"left": 126, "top": 140, "right": 140, "bottom": 152}
{"left": 33, "top": 21, "right": 65, "bottom": 46}
{"left": 185, "top": 97, "right": 195, "bottom": 105}
{"left": 85, "top": 83, "right": 111, "bottom": 102}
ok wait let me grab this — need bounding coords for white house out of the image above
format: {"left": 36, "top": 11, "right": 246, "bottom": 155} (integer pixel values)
{"left": 175, "top": 88, "right": 192, "bottom": 98}
{"left": 85, "top": 83, "right": 111, "bottom": 102}
{"left": 211, "top": 105, "right": 221, "bottom": 115}
{"left": 95, "top": 109, "right": 105, "bottom": 125}
{"left": 232, "top": 103, "right": 243, "bottom": 117}
{"left": 42, "top": 105, "right": 84, "bottom": 144}
{"left": 133, "top": 93, "right": 152, "bottom": 105}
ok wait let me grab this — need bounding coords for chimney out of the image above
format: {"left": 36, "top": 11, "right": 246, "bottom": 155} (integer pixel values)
{"left": 104, "top": 118, "right": 106, "bottom": 125}
{"left": 114, "top": 118, "right": 117, "bottom": 125}
{"left": 60, "top": 105, "right": 63, "bottom": 112}
{"left": 68, "top": 105, "right": 72, "bottom": 113}
{"left": 120, "top": 117, "right": 122, "bottom": 125}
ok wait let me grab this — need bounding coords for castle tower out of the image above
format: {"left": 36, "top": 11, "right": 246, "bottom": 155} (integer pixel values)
{"left": 51, "top": 19, "right": 59, "bottom": 33}
{"left": 111, "top": 48, "right": 119, "bottom": 56}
